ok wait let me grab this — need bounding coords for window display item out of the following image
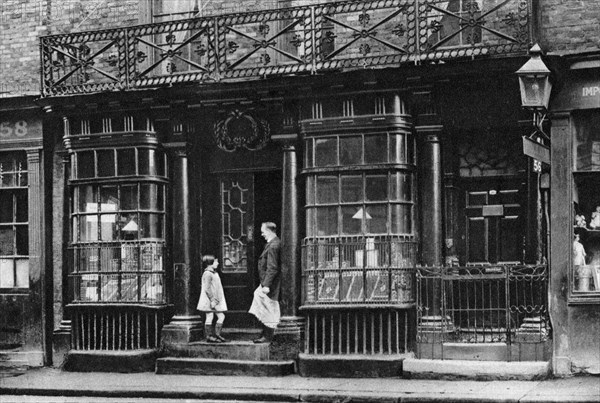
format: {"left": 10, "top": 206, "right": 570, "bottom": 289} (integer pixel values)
{"left": 575, "top": 214, "right": 587, "bottom": 228}
{"left": 590, "top": 206, "right": 600, "bottom": 229}
{"left": 573, "top": 233, "right": 587, "bottom": 266}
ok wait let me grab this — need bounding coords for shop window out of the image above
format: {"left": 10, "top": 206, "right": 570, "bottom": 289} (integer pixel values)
{"left": 0, "top": 152, "right": 28, "bottom": 289}
{"left": 572, "top": 112, "right": 600, "bottom": 302}
{"left": 303, "top": 133, "right": 416, "bottom": 305}
{"left": 69, "top": 147, "right": 167, "bottom": 304}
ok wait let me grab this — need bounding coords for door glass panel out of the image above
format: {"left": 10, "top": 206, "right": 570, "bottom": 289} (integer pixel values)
{"left": 341, "top": 175, "right": 362, "bottom": 203}
{"left": 97, "top": 150, "right": 115, "bottom": 177}
{"left": 339, "top": 136, "right": 362, "bottom": 165}
{"left": 221, "top": 177, "right": 250, "bottom": 272}
{"left": 315, "top": 138, "right": 337, "bottom": 166}
{"left": 316, "top": 176, "right": 338, "bottom": 204}
{"left": 366, "top": 205, "right": 387, "bottom": 234}
{"left": 316, "top": 207, "right": 338, "bottom": 236}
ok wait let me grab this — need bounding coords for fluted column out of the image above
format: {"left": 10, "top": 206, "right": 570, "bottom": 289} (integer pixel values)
{"left": 161, "top": 144, "right": 202, "bottom": 345}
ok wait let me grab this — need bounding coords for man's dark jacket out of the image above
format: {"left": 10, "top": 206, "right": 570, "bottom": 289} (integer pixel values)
{"left": 258, "top": 236, "right": 282, "bottom": 300}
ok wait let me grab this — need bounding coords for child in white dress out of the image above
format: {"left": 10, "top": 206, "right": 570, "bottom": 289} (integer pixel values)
{"left": 197, "top": 255, "right": 228, "bottom": 343}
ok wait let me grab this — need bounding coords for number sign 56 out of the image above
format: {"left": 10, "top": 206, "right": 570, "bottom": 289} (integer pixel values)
{"left": 0, "top": 121, "right": 29, "bottom": 138}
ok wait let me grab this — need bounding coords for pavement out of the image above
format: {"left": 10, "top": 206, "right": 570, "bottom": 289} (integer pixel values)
{"left": 0, "top": 368, "right": 599, "bottom": 402}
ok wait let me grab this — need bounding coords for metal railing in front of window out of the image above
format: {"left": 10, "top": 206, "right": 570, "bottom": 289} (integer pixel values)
{"left": 40, "top": 0, "right": 532, "bottom": 96}
{"left": 416, "top": 264, "right": 549, "bottom": 346}
{"left": 302, "top": 235, "right": 416, "bottom": 306}
{"left": 68, "top": 241, "right": 166, "bottom": 304}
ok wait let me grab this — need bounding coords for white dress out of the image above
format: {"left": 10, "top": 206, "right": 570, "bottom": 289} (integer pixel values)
{"left": 196, "top": 268, "right": 228, "bottom": 312}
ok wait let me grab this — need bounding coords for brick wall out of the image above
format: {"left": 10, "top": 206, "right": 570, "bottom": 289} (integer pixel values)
{"left": 539, "top": 0, "right": 600, "bottom": 54}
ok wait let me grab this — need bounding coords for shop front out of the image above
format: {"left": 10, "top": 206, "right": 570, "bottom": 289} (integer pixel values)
{"left": 550, "top": 59, "right": 600, "bottom": 375}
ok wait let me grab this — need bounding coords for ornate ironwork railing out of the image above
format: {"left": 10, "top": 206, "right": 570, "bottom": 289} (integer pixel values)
{"left": 302, "top": 236, "right": 417, "bottom": 306}
{"left": 416, "top": 264, "right": 549, "bottom": 347}
{"left": 41, "top": 0, "right": 532, "bottom": 96}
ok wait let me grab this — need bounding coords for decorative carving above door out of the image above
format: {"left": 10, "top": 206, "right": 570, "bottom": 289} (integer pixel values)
{"left": 214, "top": 109, "right": 270, "bottom": 152}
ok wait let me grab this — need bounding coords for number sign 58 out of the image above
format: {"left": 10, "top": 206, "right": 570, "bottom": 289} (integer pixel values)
{"left": 0, "top": 121, "right": 29, "bottom": 138}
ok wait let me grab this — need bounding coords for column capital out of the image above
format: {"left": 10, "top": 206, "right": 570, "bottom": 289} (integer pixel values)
{"left": 164, "top": 142, "right": 191, "bottom": 157}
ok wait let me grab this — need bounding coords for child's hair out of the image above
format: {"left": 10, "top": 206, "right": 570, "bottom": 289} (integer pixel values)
{"left": 202, "top": 255, "right": 215, "bottom": 269}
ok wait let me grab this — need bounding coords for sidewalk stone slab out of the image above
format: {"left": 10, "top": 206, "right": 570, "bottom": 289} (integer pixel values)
{"left": 403, "top": 358, "right": 551, "bottom": 380}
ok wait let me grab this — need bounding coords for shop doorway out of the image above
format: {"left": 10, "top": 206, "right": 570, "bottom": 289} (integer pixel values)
{"left": 218, "top": 170, "right": 282, "bottom": 328}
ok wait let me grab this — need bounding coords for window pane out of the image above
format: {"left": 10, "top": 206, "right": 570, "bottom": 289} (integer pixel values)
{"left": 364, "top": 135, "right": 388, "bottom": 164}
{"left": 78, "top": 185, "right": 97, "bottom": 213}
{"left": 1, "top": 173, "right": 15, "bottom": 187}
{"left": 139, "top": 149, "right": 151, "bottom": 175}
{"left": 77, "top": 151, "right": 95, "bottom": 178}
{"left": 306, "top": 207, "right": 315, "bottom": 237}
{"left": 390, "top": 134, "right": 407, "bottom": 163}
{"left": 121, "top": 184, "right": 138, "bottom": 211}
{"left": 72, "top": 217, "right": 78, "bottom": 242}
{"left": 391, "top": 172, "right": 412, "bottom": 201}
{"left": 315, "top": 138, "right": 337, "bottom": 166}
{"left": 97, "top": 150, "right": 115, "bottom": 177}
{"left": 15, "top": 190, "right": 27, "bottom": 222}
{"left": 99, "top": 214, "right": 117, "bottom": 241}
{"left": 366, "top": 174, "right": 388, "bottom": 201}
{"left": 366, "top": 205, "right": 387, "bottom": 234}
{"left": 100, "top": 185, "right": 118, "bottom": 212}
{"left": 306, "top": 176, "right": 315, "bottom": 205}
{"left": 140, "top": 184, "right": 160, "bottom": 210}
{"left": 0, "top": 153, "right": 15, "bottom": 172}
{"left": 140, "top": 213, "right": 163, "bottom": 239}
{"left": 342, "top": 206, "right": 362, "bottom": 235}
{"left": 391, "top": 204, "right": 412, "bottom": 233}
{"left": 316, "top": 176, "right": 338, "bottom": 204}
{"left": 157, "top": 151, "right": 165, "bottom": 177}
{"left": 316, "top": 207, "right": 338, "bottom": 236}
{"left": 0, "top": 192, "right": 12, "bottom": 222}
{"left": 0, "top": 228, "right": 15, "bottom": 254}
{"left": 79, "top": 215, "right": 98, "bottom": 242}
{"left": 121, "top": 214, "right": 139, "bottom": 240}
{"left": 339, "top": 136, "right": 362, "bottom": 165}
{"left": 0, "top": 259, "right": 14, "bottom": 287}
{"left": 305, "top": 139, "right": 314, "bottom": 168}
{"left": 16, "top": 225, "right": 28, "bottom": 255}
{"left": 15, "top": 259, "right": 28, "bottom": 288}
{"left": 341, "top": 175, "right": 362, "bottom": 203}
{"left": 117, "top": 149, "right": 136, "bottom": 176}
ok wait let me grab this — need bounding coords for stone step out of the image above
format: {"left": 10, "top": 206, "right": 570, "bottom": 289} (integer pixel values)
{"left": 298, "top": 353, "right": 407, "bottom": 378}
{"left": 162, "top": 340, "right": 270, "bottom": 361}
{"left": 403, "top": 358, "right": 551, "bottom": 380}
{"left": 156, "top": 357, "right": 295, "bottom": 376}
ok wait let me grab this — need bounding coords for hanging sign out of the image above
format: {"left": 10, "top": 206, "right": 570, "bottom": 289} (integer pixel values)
{"left": 523, "top": 136, "right": 550, "bottom": 165}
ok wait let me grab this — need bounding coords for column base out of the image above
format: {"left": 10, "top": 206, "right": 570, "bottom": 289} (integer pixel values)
{"left": 161, "top": 315, "right": 203, "bottom": 345}
{"left": 270, "top": 316, "right": 305, "bottom": 361}
{"left": 52, "top": 320, "right": 72, "bottom": 368}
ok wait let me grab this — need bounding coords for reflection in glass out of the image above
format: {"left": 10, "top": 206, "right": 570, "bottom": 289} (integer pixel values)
{"left": 366, "top": 175, "right": 387, "bottom": 201}
{"left": 390, "top": 173, "right": 412, "bottom": 201}
{"left": 117, "top": 149, "right": 136, "bottom": 176}
{"left": 78, "top": 185, "right": 97, "bottom": 213}
{"left": 97, "top": 150, "right": 115, "bottom": 177}
{"left": 306, "top": 176, "right": 315, "bottom": 205}
{"left": 0, "top": 228, "right": 14, "bottom": 255}
{"left": 79, "top": 215, "right": 98, "bottom": 242}
{"left": 391, "top": 204, "right": 412, "bottom": 233}
{"left": 100, "top": 214, "right": 117, "bottom": 241}
{"left": 340, "top": 136, "right": 362, "bottom": 165}
{"left": 15, "top": 259, "right": 29, "bottom": 288}
{"left": 364, "top": 135, "right": 387, "bottom": 164}
{"left": 0, "top": 259, "right": 14, "bottom": 287}
{"left": 317, "top": 207, "right": 338, "bottom": 236}
{"left": 141, "top": 214, "right": 163, "bottom": 239}
{"left": 138, "top": 148, "right": 156, "bottom": 176}
{"left": 121, "top": 184, "right": 138, "bottom": 211}
{"left": 78, "top": 151, "right": 95, "bottom": 178}
{"left": 341, "top": 175, "right": 362, "bottom": 202}
{"left": 366, "top": 205, "right": 387, "bottom": 234}
{"left": 342, "top": 206, "right": 361, "bottom": 235}
{"left": 390, "top": 134, "right": 406, "bottom": 163}
{"left": 315, "top": 138, "right": 337, "bottom": 166}
{"left": 100, "top": 186, "right": 118, "bottom": 211}
{"left": 316, "top": 176, "right": 338, "bottom": 204}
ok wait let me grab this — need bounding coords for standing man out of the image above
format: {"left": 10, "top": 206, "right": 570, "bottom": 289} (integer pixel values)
{"left": 249, "top": 222, "right": 282, "bottom": 343}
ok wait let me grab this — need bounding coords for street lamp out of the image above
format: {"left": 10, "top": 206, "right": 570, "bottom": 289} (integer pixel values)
{"left": 516, "top": 44, "right": 552, "bottom": 136}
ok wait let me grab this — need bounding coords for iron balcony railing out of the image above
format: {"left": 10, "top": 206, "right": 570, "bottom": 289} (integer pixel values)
{"left": 40, "top": 0, "right": 532, "bottom": 96}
